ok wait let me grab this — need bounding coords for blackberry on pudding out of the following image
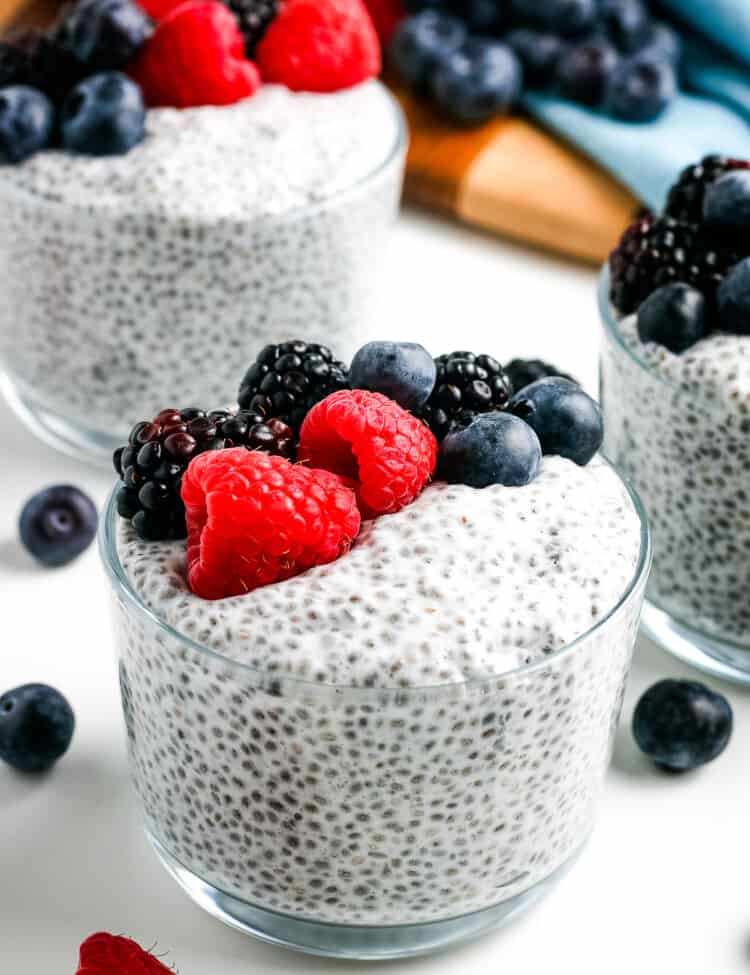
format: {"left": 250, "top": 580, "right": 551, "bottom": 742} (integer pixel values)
{"left": 238, "top": 341, "right": 349, "bottom": 435}
{"left": 505, "top": 357, "right": 577, "bottom": 391}
{"left": 114, "top": 406, "right": 294, "bottom": 540}
{"left": 419, "top": 350, "right": 513, "bottom": 440}
{"left": 601, "top": 154, "right": 750, "bottom": 676}
{"left": 0, "top": 0, "right": 404, "bottom": 462}
{"left": 100, "top": 336, "right": 649, "bottom": 957}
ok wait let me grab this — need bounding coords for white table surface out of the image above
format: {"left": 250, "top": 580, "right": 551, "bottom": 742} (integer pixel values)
{"left": 2, "top": 209, "right": 748, "bottom": 974}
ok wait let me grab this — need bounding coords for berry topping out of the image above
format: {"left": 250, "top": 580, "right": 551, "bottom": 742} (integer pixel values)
{"left": 298, "top": 389, "right": 438, "bottom": 517}
{"left": 237, "top": 340, "right": 349, "bottom": 436}
{"left": 389, "top": 10, "right": 467, "bottom": 95}
{"left": 182, "top": 448, "right": 361, "bottom": 600}
{"left": 56, "top": 0, "right": 154, "bottom": 71}
{"left": 219, "top": 409, "right": 295, "bottom": 455}
{"left": 419, "top": 350, "right": 513, "bottom": 441}
{"left": 637, "top": 283, "right": 708, "bottom": 354}
{"left": 431, "top": 38, "right": 522, "bottom": 125}
{"left": 129, "top": 0, "right": 261, "bottom": 108}
{"left": 509, "top": 377, "right": 603, "bottom": 466}
{"left": 717, "top": 258, "right": 750, "bottom": 336}
{"left": 0, "top": 684, "right": 75, "bottom": 773}
{"left": 0, "top": 86, "right": 54, "bottom": 163}
{"left": 598, "top": 0, "right": 650, "bottom": 53}
{"left": 511, "top": 0, "right": 596, "bottom": 37}
{"left": 665, "top": 155, "right": 750, "bottom": 224}
{"left": 556, "top": 38, "right": 618, "bottom": 107}
{"left": 77, "top": 932, "right": 174, "bottom": 974}
{"left": 1, "top": 31, "right": 87, "bottom": 104}
{"left": 364, "top": 0, "right": 405, "bottom": 45}
{"left": 349, "top": 341, "right": 436, "bottom": 412}
{"left": 61, "top": 71, "right": 146, "bottom": 156}
{"left": 256, "top": 0, "right": 381, "bottom": 93}
{"left": 633, "top": 679, "right": 732, "bottom": 773}
{"left": 19, "top": 485, "right": 97, "bottom": 567}
{"left": 604, "top": 52, "right": 676, "bottom": 123}
{"left": 224, "top": 0, "right": 280, "bottom": 53}
{"left": 505, "top": 28, "right": 566, "bottom": 88}
{"left": 439, "top": 412, "right": 542, "bottom": 488}
{"left": 702, "top": 170, "right": 750, "bottom": 240}
{"left": 505, "top": 358, "right": 577, "bottom": 391}
{"left": 608, "top": 215, "right": 741, "bottom": 315}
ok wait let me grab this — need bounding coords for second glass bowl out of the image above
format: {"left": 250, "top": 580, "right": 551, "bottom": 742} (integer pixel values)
{"left": 599, "top": 267, "right": 750, "bottom": 683}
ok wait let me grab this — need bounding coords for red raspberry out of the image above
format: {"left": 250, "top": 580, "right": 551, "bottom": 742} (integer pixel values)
{"left": 364, "top": 0, "right": 405, "bottom": 45}
{"left": 136, "top": 0, "right": 183, "bottom": 18}
{"left": 256, "top": 0, "right": 381, "bottom": 93}
{"left": 129, "top": 1, "right": 261, "bottom": 108}
{"left": 77, "top": 933, "right": 173, "bottom": 974}
{"left": 298, "top": 390, "right": 437, "bottom": 518}
{"left": 182, "top": 448, "right": 361, "bottom": 600}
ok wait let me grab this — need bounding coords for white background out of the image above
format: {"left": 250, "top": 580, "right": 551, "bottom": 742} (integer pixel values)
{"left": 1, "top": 210, "right": 748, "bottom": 973}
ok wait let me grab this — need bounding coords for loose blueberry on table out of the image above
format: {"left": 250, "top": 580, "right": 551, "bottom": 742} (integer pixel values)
{"left": 633, "top": 679, "right": 732, "bottom": 772}
{"left": 0, "top": 684, "right": 75, "bottom": 773}
{"left": 19, "top": 485, "right": 98, "bottom": 567}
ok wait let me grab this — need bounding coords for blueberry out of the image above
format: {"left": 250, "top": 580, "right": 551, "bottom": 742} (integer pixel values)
{"left": 504, "top": 28, "right": 567, "bottom": 87}
{"left": 19, "top": 485, "right": 98, "bottom": 567}
{"left": 439, "top": 412, "right": 542, "bottom": 487}
{"left": 511, "top": 0, "right": 597, "bottom": 37}
{"left": 389, "top": 11, "right": 467, "bottom": 94}
{"left": 509, "top": 377, "right": 603, "bottom": 465}
{"left": 703, "top": 171, "right": 750, "bottom": 238}
{"left": 61, "top": 71, "right": 145, "bottom": 156}
{"left": 598, "top": 0, "right": 650, "bottom": 53}
{"left": 556, "top": 38, "right": 619, "bottom": 106}
{"left": 459, "top": 0, "right": 508, "bottom": 33}
{"left": 56, "top": 0, "right": 153, "bottom": 70}
{"left": 633, "top": 680, "right": 732, "bottom": 773}
{"left": 636, "top": 283, "right": 707, "bottom": 354}
{"left": 605, "top": 53, "right": 676, "bottom": 122}
{"left": 642, "top": 21, "right": 681, "bottom": 65}
{"left": 0, "top": 85, "right": 54, "bottom": 163}
{"left": 717, "top": 258, "right": 750, "bottom": 335}
{"left": 0, "top": 684, "right": 75, "bottom": 773}
{"left": 431, "top": 40, "right": 522, "bottom": 125}
{"left": 350, "top": 341, "right": 436, "bottom": 411}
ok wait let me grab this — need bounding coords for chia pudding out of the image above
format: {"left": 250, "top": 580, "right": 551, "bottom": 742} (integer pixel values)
{"left": 102, "top": 455, "right": 648, "bottom": 936}
{"left": 600, "top": 282, "right": 750, "bottom": 648}
{"left": 0, "top": 81, "right": 405, "bottom": 458}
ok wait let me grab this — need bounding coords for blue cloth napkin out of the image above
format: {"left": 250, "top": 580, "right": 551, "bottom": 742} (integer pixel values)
{"left": 522, "top": 3, "right": 750, "bottom": 210}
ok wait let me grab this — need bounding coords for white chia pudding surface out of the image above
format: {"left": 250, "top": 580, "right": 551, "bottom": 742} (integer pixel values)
{"left": 0, "top": 81, "right": 404, "bottom": 443}
{"left": 109, "top": 457, "right": 646, "bottom": 925}
{"left": 601, "top": 309, "right": 750, "bottom": 644}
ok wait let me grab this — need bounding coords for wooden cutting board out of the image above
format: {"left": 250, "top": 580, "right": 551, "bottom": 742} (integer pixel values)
{"left": 2, "top": 0, "right": 638, "bottom": 264}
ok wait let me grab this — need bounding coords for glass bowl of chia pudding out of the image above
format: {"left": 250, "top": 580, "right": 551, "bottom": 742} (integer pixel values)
{"left": 599, "top": 267, "right": 750, "bottom": 683}
{"left": 0, "top": 82, "right": 406, "bottom": 464}
{"left": 99, "top": 453, "right": 651, "bottom": 959}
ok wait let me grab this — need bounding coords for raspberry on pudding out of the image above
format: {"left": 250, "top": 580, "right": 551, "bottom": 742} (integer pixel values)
{"left": 602, "top": 155, "right": 750, "bottom": 678}
{"left": 0, "top": 0, "right": 406, "bottom": 463}
{"left": 99, "top": 337, "right": 650, "bottom": 958}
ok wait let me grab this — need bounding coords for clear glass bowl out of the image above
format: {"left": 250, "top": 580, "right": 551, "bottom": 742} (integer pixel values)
{"left": 599, "top": 266, "right": 750, "bottom": 684}
{"left": 98, "top": 471, "right": 651, "bottom": 959}
{"left": 0, "top": 84, "right": 407, "bottom": 466}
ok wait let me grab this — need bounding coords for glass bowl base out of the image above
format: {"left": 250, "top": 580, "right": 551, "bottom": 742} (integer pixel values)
{"left": 641, "top": 599, "right": 750, "bottom": 687}
{"left": 0, "top": 371, "right": 120, "bottom": 467}
{"left": 148, "top": 831, "right": 585, "bottom": 960}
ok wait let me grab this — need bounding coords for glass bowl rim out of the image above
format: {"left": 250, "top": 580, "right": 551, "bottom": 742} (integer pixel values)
{"left": 0, "top": 81, "right": 408, "bottom": 228}
{"left": 98, "top": 457, "right": 652, "bottom": 694}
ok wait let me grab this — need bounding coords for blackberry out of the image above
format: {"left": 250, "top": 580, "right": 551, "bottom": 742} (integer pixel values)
{"left": 505, "top": 358, "right": 577, "bottom": 391}
{"left": 238, "top": 341, "right": 349, "bottom": 436}
{"left": 114, "top": 408, "right": 294, "bottom": 541}
{"left": 419, "top": 351, "right": 513, "bottom": 440}
{"left": 665, "top": 155, "right": 750, "bottom": 223}
{"left": 3, "top": 30, "right": 87, "bottom": 105}
{"left": 223, "top": 0, "right": 279, "bottom": 53}
{"left": 608, "top": 215, "right": 742, "bottom": 315}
